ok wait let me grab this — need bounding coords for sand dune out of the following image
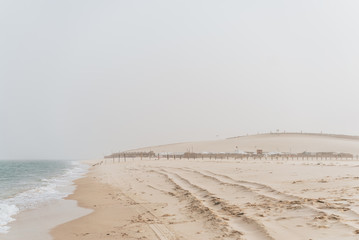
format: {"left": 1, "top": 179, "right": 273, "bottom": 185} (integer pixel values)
{"left": 128, "top": 133, "right": 359, "bottom": 155}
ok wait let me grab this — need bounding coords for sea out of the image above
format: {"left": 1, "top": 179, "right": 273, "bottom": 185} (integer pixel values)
{"left": 0, "top": 160, "right": 89, "bottom": 234}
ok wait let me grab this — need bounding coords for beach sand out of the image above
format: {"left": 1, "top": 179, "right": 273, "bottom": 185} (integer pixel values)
{"left": 1, "top": 198, "right": 91, "bottom": 240}
{"left": 52, "top": 157, "right": 359, "bottom": 240}
{"left": 51, "top": 134, "right": 359, "bottom": 239}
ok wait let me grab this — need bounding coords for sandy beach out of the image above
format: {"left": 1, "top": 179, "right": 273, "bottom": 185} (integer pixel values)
{"left": 52, "top": 157, "right": 359, "bottom": 239}
{"left": 50, "top": 134, "right": 359, "bottom": 239}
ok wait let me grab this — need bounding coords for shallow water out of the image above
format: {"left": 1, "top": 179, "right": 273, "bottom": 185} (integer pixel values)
{"left": 0, "top": 160, "right": 88, "bottom": 233}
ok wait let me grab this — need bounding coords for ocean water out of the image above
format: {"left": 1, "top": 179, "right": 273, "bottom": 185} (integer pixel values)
{"left": 0, "top": 160, "right": 88, "bottom": 233}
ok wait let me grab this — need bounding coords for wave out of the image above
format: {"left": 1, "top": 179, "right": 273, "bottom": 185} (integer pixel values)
{"left": 0, "top": 161, "right": 88, "bottom": 233}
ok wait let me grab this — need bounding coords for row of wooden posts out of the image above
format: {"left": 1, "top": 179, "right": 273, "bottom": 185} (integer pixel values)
{"left": 104, "top": 151, "right": 357, "bottom": 163}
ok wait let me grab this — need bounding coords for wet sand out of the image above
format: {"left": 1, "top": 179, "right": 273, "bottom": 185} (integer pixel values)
{"left": 1, "top": 198, "right": 91, "bottom": 240}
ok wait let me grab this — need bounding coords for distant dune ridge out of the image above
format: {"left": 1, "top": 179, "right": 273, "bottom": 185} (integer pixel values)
{"left": 128, "top": 133, "right": 359, "bottom": 155}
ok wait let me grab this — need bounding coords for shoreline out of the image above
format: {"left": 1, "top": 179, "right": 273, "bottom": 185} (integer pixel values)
{"left": 51, "top": 163, "right": 162, "bottom": 240}
{"left": 0, "top": 160, "right": 92, "bottom": 240}
{"left": 0, "top": 196, "right": 91, "bottom": 240}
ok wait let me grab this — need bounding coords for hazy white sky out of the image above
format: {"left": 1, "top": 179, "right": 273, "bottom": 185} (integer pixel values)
{"left": 1, "top": 0, "right": 359, "bottom": 159}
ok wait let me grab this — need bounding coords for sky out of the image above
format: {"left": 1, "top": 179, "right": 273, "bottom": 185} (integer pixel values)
{"left": 1, "top": 0, "right": 359, "bottom": 159}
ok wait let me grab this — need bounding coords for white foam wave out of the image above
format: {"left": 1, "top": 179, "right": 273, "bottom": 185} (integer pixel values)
{"left": 0, "top": 161, "right": 88, "bottom": 233}
{"left": 0, "top": 204, "right": 19, "bottom": 233}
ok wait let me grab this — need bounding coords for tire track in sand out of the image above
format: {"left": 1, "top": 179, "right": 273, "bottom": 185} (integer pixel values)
{"left": 104, "top": 167, "right": 177, "bottom": 240}
{"left": 201, "top": 169, "right": 359, "bottom": 231}
{"left": 171, "top": 167, "right": 359, "bottom": 238}
{"left": 156, "top": 169, "right": 274, "bottom": 240}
